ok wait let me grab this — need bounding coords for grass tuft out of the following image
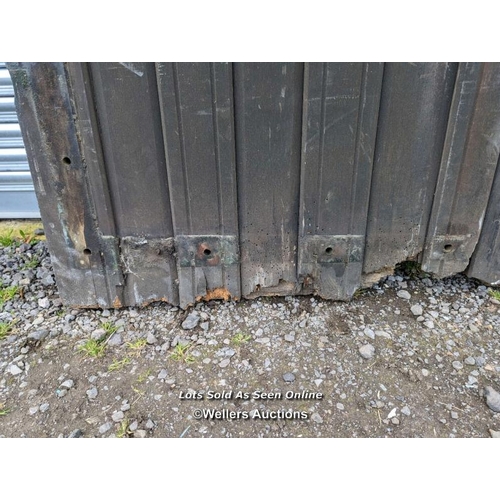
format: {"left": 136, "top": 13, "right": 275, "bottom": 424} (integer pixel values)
{"left": 0, "top": 321, "right": 15, "bottom": 341}
{"left": 126, "top": 338, "right": 147, "bottom": 357}
{"left": 22, "top": 257, "right": 39, "bottom": 270}
{"left": 108, "top": 357, "right": 131, "bottom": 372}
{"left": 0, "top": 228, "right": 40, "bottom": 247}
{"left": 136, "top": 369, "right": 152, "bottom": 384}
{"left": 0, "top": 230, "right": 15, "bottom": 247}
{"left": 0, "top": 285, "right": 19, "bottom": 307}
{"left": 170, "top": 343, "right": 195, "bottom": 363}
{"left": 102, "top": 321, "right": 118, "bottom": 336}
{"left": 78, "top": 339, "right": 106, "bottom": 358}
{"left": 231, "top": 332, "right": 252, "bottom": 346}
{"left": 116, "top": 419, "right": 130, "bottom": 438}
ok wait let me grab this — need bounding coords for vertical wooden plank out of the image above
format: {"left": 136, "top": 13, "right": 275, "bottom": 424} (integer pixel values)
{"left": 89, "top": 63, "right": 173, "bottom": 238}
{"left": 234, "top": 63, "right": 304, "bottom": 297}
{"left": 468, "top": 157, "right": 500, "bottom": 284}
{"left": 156, "top": 63, "right": 240, "bottom": 308}
{"left": 65, "top": 63, "right": 125, "bottom": 308}
{"left": 364, "top": 63, "right": 458, "bottom": 275}
{"left": 8, "top": 63, "right": 114, "bottom": 307}
{"left": 88, "top": 62, "right": 178, "bottom": 305}
{"left": 422, "top": 63, "right": 500, "bottom": 277}
{"left": 298, "top": 63, "right": 383, "bottom": 299}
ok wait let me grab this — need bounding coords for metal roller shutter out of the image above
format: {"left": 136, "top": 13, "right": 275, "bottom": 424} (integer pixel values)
{"left": 0, "top": 62, "right": 40, "bottom": 218}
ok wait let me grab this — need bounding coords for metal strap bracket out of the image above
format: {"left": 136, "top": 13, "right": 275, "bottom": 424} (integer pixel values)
{"left": 175, "top": 235, "right": 239, "bottom": 268}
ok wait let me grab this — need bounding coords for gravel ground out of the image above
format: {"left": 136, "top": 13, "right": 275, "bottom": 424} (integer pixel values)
{"left": 1, "top": 239, "right": 500, "bottom": 438}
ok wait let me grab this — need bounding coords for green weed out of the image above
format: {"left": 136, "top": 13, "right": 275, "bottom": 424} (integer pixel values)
{"left": 489, "top": 289, "right": 500, "bottom": 301}
{"left": 108, "top": 357, "right": 131, "bottom": 372}
{"left": 0, "top": 321, "right": 14, "bottom": 341}
{"left": 22, "top": 257, "right": 39, "bottom": 270}
{"left": 102, "top": 321, "right": 118, "bottom": 336}
{"left": 0, "top": 230, "right": 15, "bottom": 247}
{"left": 170, "top": 343, "right": 195, "bottom": 363}
{"left": 0, "top": 286, "right": 19, "bottom": 307}
{"left": 116, "top": 419, "right": 130, "bottom": 438}
{"left": 136, "top": 369, "right": 152, "bottom": 383}
{"left": 78, "top": 339, "right": 106, "bottom": 358}
{"left": 0, "top": 229, "right": 39, "bottom": 247}
{"left": 231, "top": 332, "right": 252, "bottom": 346}
{"left": 126, "top": 338, "right": 147, "bottom": 357}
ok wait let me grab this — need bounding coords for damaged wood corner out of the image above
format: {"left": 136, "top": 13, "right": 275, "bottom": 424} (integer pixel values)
{"left": 140, "top": 297, "right": 171, "bottom": 308}
{"left": 245, "top": 279, "right": 299, "bottom": 299}
{"left": 175, "top": 235, "right": 241, "bottom": 309}
{"left": 195, "top": 287, "right": 234, "bottom": 303}
{"left": 118, "top": 236, "right": 178, "bottom": 307}
{"left": 298, "top": 235, "right": 365, "bottom": 300}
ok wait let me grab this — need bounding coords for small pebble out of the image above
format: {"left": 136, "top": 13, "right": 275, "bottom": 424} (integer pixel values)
{"left": 99, "top": 422, "right": 112, "bottom": 434}
{"left": 484, "top": 386, "right": 500, "bottom": 412}
{"left": 311, "top": 413, "right": 323, "bottom": 423}
{"left": 410, "top": 304, "right": 423, "bottom": 316}
{"left": 401, "top": 406, "right": 411, "bottom": 416}
{"left": 60, "top": 379, "right": 74, "bottom": 389}
{"left": 219, "top": 359, "right": 230, "bottom": 368}
{"left": 87, "top": 387, "right": 98, "bottom": 400}
{"left": 359, "top": 344, "right": 375, "bottom": 360}
{"left": 112, "top": 411, "right": 125, "bottom": 422}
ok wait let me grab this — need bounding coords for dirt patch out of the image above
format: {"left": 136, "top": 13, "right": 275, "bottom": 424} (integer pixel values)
{"left": 1, "top": 241, "right": 500, "bottom": 437}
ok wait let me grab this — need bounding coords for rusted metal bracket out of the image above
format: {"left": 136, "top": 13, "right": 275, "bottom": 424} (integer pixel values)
{"left": 175, "top": 235, "right": 240, "bottom": 308}
{"left": 298, "top": 235, "right": 364, "bottom": 300}
{"left": 119, "top": 237, "right": 178, "bottom": 306}
{"left": 175, "top": 235, "right": 239, "bottom": 267}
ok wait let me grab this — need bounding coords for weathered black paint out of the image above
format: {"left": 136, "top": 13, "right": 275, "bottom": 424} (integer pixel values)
{"left": 157, "top": 62, "right": 240, "bottom": 306}
{"left": 234, "top": 63, "right": 304, "bottom": 297}
{"left": 9, "top": 62, "right": 500, "bottom": 308}
{"left": 299, "top": 62, "right": 383, "bottom": 299}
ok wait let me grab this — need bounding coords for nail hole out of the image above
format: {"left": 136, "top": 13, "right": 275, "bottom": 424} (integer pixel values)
{"left": 62, "top": 156, "right": 72, "bottom": 165}
{"left": 443, "top": 244, "right": 453, "bottom": 253}
{"left": 325, "top": 247, "right": 333, "bottom": 254}
{"left": 83, "top": 248, "right": 92, "bottom": 255}
{"left": 203, "top": 248, "right": 211, "bottom": 256}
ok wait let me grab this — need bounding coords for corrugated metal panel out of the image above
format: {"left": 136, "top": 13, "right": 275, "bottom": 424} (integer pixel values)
{"left": 0, "top": 97, "right": 18, "bottom": 123}
{"left": 8, "top": 62, "right": 500, "bottom": 309}
{"left": 0, "top": 61, "right": 40, "bottom": 218}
